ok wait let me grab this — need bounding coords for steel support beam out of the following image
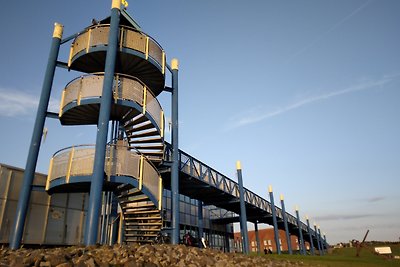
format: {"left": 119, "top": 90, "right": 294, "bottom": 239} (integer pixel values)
{"left": 171, "top": 58, "right": 180, "bottom": 245}
{"left": 314, "top": 224, "right": 322, "bottom": 255}
{"left": 295, "top": 208, "right": 306, "bottom": 255}
{"left": 280, "top": 195, "right": 292, "bottom": 254}
{"left": 10, "top": 23, "right": 63, "bottom": 249}
{"left": 237, "top": 161, "right": 249, "bottom": 254}
{"left": 318, "top": 227, "right": 324, "bottom": 255}
{"left": 198, "top": 200, "right": 204, "bottom": 248}
{"left": 268, "top": 186, "right": 281, "bottom": 254}
{"left": 306, "top": 217, "right": 315, "bottom": 255}
{"left": 85, "top": 1, "right": 120, "bottom": 245}
{"left": 254, "top": 221, "right": 261, "bottom": 254}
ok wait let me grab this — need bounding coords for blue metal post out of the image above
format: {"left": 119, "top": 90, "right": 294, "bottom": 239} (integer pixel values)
{"left": 198, "top": 200, "right": 204, "bottom": 247}
{"left": 280, "top": 195, "right": 292, "bottom": 254}
{"left": 295, "top": 207, "right": 306, "bottom": 255}
{"left": 318, "top": 227, "right": 325, "bottom": 255}
{"left": 324, "top": 234, "right": 328, "bottom": 253}
{"left": 314, "top": 224, "right": 322, "bottom": 255}
{"left": 10, "top": 23, "right": 63, "bottom": 249}
{"left": 306, "top": 217, "right": 315, "bottom": 255}
{"left": 254, "top": 221, "right": 261, "bottom": 254}
{"left": 269, "top": 186, "right": 281, "bottom": 254}
{"left": 171, "top": 58, "right": 180, "bottom": 245}
{"left": 237, "top": 161, "right": 249, "bottom": 254}
{"left": 85, "top": 0, "right": 120, "bottom": 245}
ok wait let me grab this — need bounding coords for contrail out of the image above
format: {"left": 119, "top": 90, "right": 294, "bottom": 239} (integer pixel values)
{"left": 286, "top": 0, "right": 374, "bottom": 63}
{"left": 229, "top": 74, "right": 399, "bottom": 129}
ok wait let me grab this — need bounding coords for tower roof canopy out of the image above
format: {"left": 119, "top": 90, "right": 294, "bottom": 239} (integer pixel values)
{"left": 99, "top": 9, "right": 142, "bottom": 31}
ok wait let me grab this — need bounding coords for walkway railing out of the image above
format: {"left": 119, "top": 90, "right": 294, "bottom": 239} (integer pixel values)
{"left": 165, "top": 143, "right": 313, "bottom": 236}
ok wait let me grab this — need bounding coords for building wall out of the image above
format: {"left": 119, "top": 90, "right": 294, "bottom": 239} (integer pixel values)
{"left": 234, "top": 228, "right": 310, "bottom": 253}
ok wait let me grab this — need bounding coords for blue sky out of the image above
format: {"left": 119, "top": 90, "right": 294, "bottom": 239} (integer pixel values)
{"left": 0, "top": 1, "right": 399, "bottom": 244}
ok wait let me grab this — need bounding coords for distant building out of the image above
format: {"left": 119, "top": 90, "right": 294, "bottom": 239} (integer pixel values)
{"left": 234, "top": 228, "right": 310, "bottom": 253}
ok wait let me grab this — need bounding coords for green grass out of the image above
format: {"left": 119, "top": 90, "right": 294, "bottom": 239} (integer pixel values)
{"left": 254, "top": 244, "right": 400, "bottom": 267}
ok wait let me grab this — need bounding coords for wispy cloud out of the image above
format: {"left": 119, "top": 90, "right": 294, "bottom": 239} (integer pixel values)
{"left": 365, "top": 196, "right": 385, "bottom": 203}
{"left": 226, "top": 74, "right": 399, "bottom": 130}
{"left": 0, "top": 88, "right": 59, "bottom": 117}
{"left": 315, "top": 213, "right": 375, "bottom": 221}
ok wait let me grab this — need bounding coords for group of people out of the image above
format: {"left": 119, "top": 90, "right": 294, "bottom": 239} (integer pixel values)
{"left": 263, "top": 247, "right": 273, "bottom": 254}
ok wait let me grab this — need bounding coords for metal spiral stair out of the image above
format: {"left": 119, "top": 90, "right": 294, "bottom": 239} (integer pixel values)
{"left": 46, "top": 18, "right": 167, "bottom": 243}
{"left": 117, "top": 188, "right": 163, "bottom": 243}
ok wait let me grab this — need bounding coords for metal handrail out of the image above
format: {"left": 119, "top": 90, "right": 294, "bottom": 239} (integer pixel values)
{"left": 59, "top": 73, "right": 164, "bottom": 134}
{"left": 46, "top": 143, "right": 162, "bottom": 208}
{"left": 69, "top": 23, "right": 165, "bottom": 70}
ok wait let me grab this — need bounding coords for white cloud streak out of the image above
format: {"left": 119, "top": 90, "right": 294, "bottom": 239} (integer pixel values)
{"left": 227, "top": 74, "right": 399, "bottom": 130}
{"left": 0, "top": 88, "right": 60, "bottom": 117}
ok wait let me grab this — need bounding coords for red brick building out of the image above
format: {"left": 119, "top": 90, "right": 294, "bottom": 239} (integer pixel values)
{"left": 234, "top": 228, "right": 310, "bottom": 253}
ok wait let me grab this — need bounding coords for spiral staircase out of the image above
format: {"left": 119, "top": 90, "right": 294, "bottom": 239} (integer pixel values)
{"left": 45, "top": 14, "right": 166, "bottom": 244}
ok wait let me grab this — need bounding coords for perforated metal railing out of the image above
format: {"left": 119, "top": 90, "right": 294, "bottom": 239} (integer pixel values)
{"left": 165, "top": 144, "right": 311, "bottom": 234}
{"left": 68, "top": 24, "right": 165, "bottom": 73}
{"left": 46, "top": 143, "right": 162, "bottom": 209}
{"left": 59, "top": 73, "right": 164, "bottom": 132}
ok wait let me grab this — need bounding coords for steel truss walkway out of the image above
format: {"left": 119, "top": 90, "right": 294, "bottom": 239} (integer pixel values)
{"left": 163, "top": 144, "right": 326, "bottom": 250}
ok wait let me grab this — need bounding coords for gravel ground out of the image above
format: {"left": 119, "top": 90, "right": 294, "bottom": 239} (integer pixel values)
{"left": 0, "top": 244, "right": 308, "bottom": 267}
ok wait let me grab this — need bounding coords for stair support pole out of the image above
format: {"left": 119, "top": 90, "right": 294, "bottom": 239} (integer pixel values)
{"left": 10, "top": 23, "right": 63, "bottom": 249}
{"left": 306, "top": 217, "right": 315, "bottom": 255}
{"left": 171, "top": 58, "right": 180, "bottom": 245}
{"left": 280, "top": 195, "right": 292, "bottom": 254}
{"left": 85, "top": 0, "right": 120, "bottom": 245}
{"left": 268, "top": 186, "right": 281, "bottom": 254}
{"left": 237, "top": 161, "right": 249, "bottom": 254}
{"left": 295, "top": 207, "right": 306, "bottom": 255}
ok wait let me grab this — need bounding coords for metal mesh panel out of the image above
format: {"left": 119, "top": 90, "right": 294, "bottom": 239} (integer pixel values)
{"left": 148, "top": 39, "right": 163, "bottom": 66}
{"left": 122, "top": 29, "right": 146, "bottom": 53}
{"left": 50, "top": 151, "right": 70, "bottom": 182}
{"left": 70, "top": 148, "right": 95, "bottom": 176}
{"left": 80, "top": 75, "right": 104, "bottom": 99}
{"left": 117, "top": 77, "right": 143, "bottom": 104}
{"left": 90, "top": 26, "right": 110, "bottom": 47}
{"left": 142, "top": 161, "right": 159, "bottom": 202}
{"left": 71, "top": 32, "right": 88, "bottom": 58}
{"left": 146, "top": 93, "right": 162, "bottom": 128}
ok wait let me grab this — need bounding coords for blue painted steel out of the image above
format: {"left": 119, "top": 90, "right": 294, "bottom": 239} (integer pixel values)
{"left": 306, "top": 218, "right": 315, "bottom": 255}
{"left": 269, "top": 191, "right": 281, "bottom": 254}
{"left": 295, "top": 210, "right": 306, "bottom": 255}
{"left": 314, "top": 224, "right": 322, "bottom": 255}
{"left": 237, "top": 168, "right": 249, "bottom": 254}
{"left": 318, "top": 228, "right": 325, "bottom": 255}
{"left": 280, "top": 199, "right": 293, "bottom": 254}
{"left": 198, "top": 200, "right": 204, "bottom": 248}
{"left": 171, "top": 66, "right": 180, "bottom": 245}
{"left": 85, "top": 6, "right": 120, "bottom": 245}
{"left": 254, "top": 221, "right": 261, "bottom": 254}
{"left": 10, "top": 29, "right": 61, "bottom": 249}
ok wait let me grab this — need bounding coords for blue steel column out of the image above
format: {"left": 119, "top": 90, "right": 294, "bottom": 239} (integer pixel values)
{"left": 198, "top": 200, "right": 204, "bottom": 247}
{"left": 318, "top": 226, "right": 324, "bottom": 255}
{"left": 254, "top": 221, "right": 261, "bottom": 254}
{"left": 10, "top": 23, "right": 63, "bottom": 250}
{"left": 85, "top": 0, "right": 120, "bottom": 245}
{"left": 237, "top": 161, "right": 249, "bottom": 254}
{"left": 280, "top": 195, "right": 292, "bottom": 254}
{"left": 306, "top": 217, "right": 315, "bottom": 255}
{"left": 314, "top": 224, "right": 322, "bottom": 255}
{"left": 323, "top": 234, "right": 328, "bottom": 253}
{"left": 295, "top": 207, "right": 306, "bottom": 255}
{"left": 171, "top": 58, "right": 180, "bottom": 245}
{"left": 269, "top": 186, "right": 281, "bottom": 254}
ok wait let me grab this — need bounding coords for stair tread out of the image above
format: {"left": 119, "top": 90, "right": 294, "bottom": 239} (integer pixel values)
{"left": 128, "top": 129, "right": 158, "bottom": 138}
{"left": 129, "top": 137, "right": 162, "bottom": 144}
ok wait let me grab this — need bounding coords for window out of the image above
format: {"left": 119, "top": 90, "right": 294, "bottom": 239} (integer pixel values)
{"left": 251, "top": 241, "right": 255, "bottom": 247}
{"left": 267, "top": 240, "right": 272, "bottom": 245}
{"left": 263, "top": 240, "right": 267, "bottom": 245}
